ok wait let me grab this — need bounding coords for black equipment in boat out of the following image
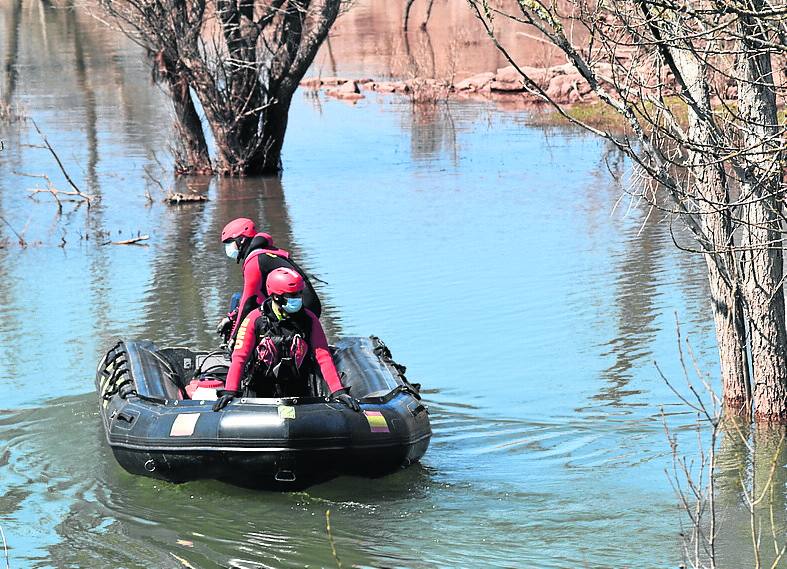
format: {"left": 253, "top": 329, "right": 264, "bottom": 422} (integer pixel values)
{"left": 95, "top": 336, "right": 431, "bottom": 486}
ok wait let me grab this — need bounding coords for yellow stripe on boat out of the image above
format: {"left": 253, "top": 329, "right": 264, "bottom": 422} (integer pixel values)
{"left": 364, "top": 411, "right": 390, "bottom": 433}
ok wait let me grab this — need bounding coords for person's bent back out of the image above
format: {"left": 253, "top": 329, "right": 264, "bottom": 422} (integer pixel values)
{"left": 219, "top": 217, "right": 322, "bottom": 345}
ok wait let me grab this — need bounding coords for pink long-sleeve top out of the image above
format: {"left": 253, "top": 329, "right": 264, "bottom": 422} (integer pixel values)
{"left": 224, "top": 307, "right": 343, "bottom": 394}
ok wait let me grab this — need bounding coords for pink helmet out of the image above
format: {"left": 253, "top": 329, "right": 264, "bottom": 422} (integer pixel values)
{"left": 266, "top": 268, "right": 305, "bottom": 296}
{"left": 221, "top": 218, "right": 256, "bottom": 242}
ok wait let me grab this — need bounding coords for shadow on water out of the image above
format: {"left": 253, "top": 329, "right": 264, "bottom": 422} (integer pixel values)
{"left": 714, "top": 421, "right": 787, "bottom": 569}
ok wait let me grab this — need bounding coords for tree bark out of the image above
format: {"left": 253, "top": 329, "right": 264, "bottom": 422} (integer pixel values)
{"left": 706, "top": 259, "right": 751, "bottom": 415}
{"left": 247, "top": 95, "right": 293, "bottom": 175}
{"left": 737, "top": 2, "right": 787, "bottom": 423}
{"left": 167, "top": 70, "right": 212, "bottom": 175}
{"left": 670, "top": 45, "right": 752, "bottom": 416}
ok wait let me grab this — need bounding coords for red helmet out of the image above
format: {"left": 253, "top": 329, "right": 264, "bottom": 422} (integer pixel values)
{"left": 221, "top": 218, "right": 256, "bottom": 242}
{"left": 266, "top": 267, "right": 305, "bottom": 296}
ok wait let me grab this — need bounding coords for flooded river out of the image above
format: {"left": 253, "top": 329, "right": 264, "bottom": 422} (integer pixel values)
{"left": 0, "top": 2, "right": 785, "bottom": 568}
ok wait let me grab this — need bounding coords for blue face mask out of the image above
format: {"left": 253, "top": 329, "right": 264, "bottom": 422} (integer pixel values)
{"left": 224, "top": 242, "right": 239, "bottom": 260}
{"left": 281, "top": 296, "right": 303, "bottom": 314}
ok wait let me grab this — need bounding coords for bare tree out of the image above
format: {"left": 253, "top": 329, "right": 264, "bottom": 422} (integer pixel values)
{"left": 466, "top": 0, "right": 787, "bottom": 422}
{"left": 95, "top": 0, "right": 212, "bottom": 173}
{"left": 99, "top": 0, "right": 342, "bottom": 175}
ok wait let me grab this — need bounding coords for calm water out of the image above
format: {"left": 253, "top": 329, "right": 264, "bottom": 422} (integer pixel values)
{"left": 0, "top": 3, "right": 784, "bottom": 569}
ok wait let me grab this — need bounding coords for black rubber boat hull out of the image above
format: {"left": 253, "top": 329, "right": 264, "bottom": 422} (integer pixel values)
{"left": 96, "top": 336, "right": 431, "bottom": 486}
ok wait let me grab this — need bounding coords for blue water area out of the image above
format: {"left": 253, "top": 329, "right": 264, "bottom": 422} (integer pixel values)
{"left": 0, "top": 4, "right": 765, "bottom": 569}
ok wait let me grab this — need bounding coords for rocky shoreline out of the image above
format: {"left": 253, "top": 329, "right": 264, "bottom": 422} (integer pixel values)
{"left": 300, "top": 62, "right": 608, "bottom": 106}
{"left": 301, "top": 58, "right": 742, "bottom": 110}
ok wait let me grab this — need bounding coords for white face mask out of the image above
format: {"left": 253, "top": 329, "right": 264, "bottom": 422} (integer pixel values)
{"left": 224, "top": 241, "right": 239, "bottom": 260}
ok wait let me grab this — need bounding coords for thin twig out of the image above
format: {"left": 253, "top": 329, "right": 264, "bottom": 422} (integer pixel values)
{"left": 325, "top": 509, "right": 342, "bottom": 569}
{"left": 0, "top": 215, "right": 26, "bottom": 247}
{"left": 30, "top": 118, "right": 91, "bottom": 207}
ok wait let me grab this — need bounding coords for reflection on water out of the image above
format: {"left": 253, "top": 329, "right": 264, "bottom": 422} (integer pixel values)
{"left": 316, "top": 0, "right": 570, "bottom": 80}
{"left": 0, "top": 1, "right": 780, "bottom": 568}
{"left": 2, "top": 0, "right": 20, "bottom": 109}
{"left": 715, "top": 422, "right": 787, "bottom": 569}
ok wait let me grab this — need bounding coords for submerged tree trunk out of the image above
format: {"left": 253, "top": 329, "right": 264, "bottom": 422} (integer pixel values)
{"left": 98, "top": 0, "right": 212, "bottom": 174}
{"left": 736, "top": 2, "right": 787, "bottom": 422}
{"left": 151, "top": 41, "right": 211, "bottom": 174}
{"left": 246, "top": 95, "right": 293, "bottom": 175}
{"left": 101, "top": 0, "right": 341, "bottom": 176}
{"left": 166, "top": 69, "right": 212, "bottom": 175}
{"left": 670, "top": 45, "right": 752, "bottom": 416}
{"left": 707, "top": 260, "right": 751, "bottom": 414}
{"left": 188, "top": 0, "right": 342, "bottom": 176}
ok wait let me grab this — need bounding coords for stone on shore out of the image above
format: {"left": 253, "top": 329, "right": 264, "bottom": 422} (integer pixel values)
{"left": 454, "top": 71, "right": 495, "bottom": 91}
{"left": 326, "top": 80, "right": 365, "bottom": 101}
{"left": 321, "top": 77, "right": 351, "bottom": 87}
{"left": 368, "top": 81, "right": 410, "bottom": 93}
{"left": 546, "top": 73, "right": 592, "bottom": 103}
{"left": 489, "top": 65, "right": 558, "bottom": 92}
{"left": 300, "top": 77, "right": 323, "bottom": 88}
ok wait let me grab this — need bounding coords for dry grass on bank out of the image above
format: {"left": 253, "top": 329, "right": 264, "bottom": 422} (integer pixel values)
{"left": 522, "top": 97, "right": 771, "bottom": 134}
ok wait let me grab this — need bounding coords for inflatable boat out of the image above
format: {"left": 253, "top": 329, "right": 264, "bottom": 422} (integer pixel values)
{"left": 95, "top": 336, "right": 431, "bottom": 487}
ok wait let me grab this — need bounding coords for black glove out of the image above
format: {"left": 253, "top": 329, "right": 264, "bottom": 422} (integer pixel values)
{"left": 330, "top": 388, "right": 360, "bottom": 412}
{"left": 213, "top": 389, "right": 240, "bottom": 412}
{"left": 216, "top": 316, "right": 232, "bottom": 338}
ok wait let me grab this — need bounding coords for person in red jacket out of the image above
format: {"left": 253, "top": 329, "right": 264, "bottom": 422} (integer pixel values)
{"left": 217, "top": 217, "right": 322, "bottom": 346}
{"left": 213, "top": 268, "right": 359, "bottom": 412}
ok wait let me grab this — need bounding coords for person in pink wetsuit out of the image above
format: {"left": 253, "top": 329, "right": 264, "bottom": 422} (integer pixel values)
{"left": 213, "top": 268, "right": 358, "bottom": 412}
{"left": 218, "top": 217, "right": 322, "bottom": 347}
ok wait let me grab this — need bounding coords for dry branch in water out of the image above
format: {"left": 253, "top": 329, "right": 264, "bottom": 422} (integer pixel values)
{"left": 18, "top": 172, "right": 93, "bottom": 213}
{"left": 659, "top": 319, "right": 787, "bottom": 568}
{"left": 164, "top": 193, "right": 208, "bottom": 205}
{"left": 30, "top": 119, "right": 92, "bottom": 207}
{"left": 0, "top": 215, "right": 27, "bottom": 247}
{"left": 169, "top": 552, "right": 197, "bottom": 568}
{"left": 103, "top": 235, "right": 150, "bottom": 246}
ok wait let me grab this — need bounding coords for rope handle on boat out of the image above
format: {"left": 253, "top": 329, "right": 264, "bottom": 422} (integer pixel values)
{"left": 101, "top": 354, "right": 131, "bottom": 401}
{"left": 99, "top": 342, "right": 167, "bottom": 405}
{"left": 123, "top": 390, "right": 168, "bottom": 405}
{"left": 370, "top": 336, "right": 423, "bottom": 400}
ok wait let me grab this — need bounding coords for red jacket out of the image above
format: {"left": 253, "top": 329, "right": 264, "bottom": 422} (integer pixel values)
{"left": 225, "top": 306, "right": 343, "bottom": 394}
